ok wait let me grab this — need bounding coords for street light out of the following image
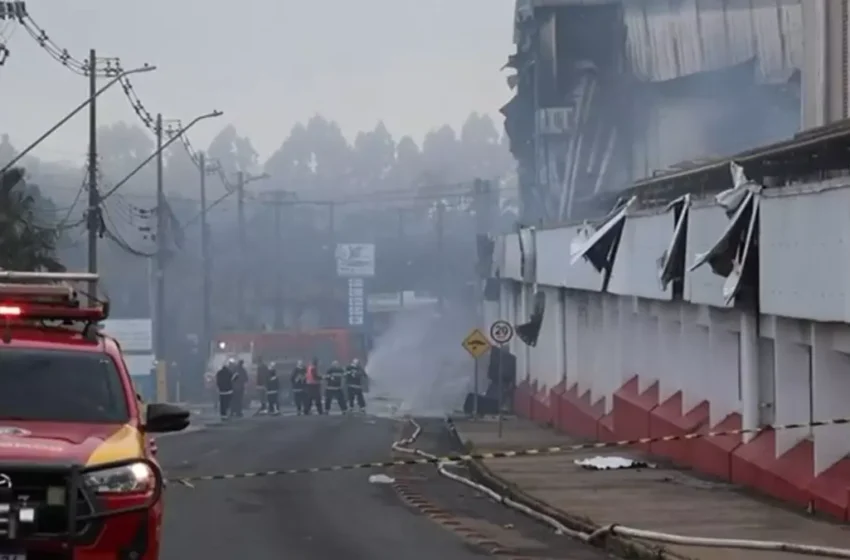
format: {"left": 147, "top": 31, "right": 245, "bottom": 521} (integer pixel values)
{"left": 0, "top": 64, "right": 157, "bottom": 174}
{"left": 182, "top": 172, "right": 271, "bottom": 228}
{"left": 99, "top": 110, "right": 223, "bottom": 201}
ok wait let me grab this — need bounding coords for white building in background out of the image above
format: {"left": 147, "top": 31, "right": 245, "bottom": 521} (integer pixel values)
{"left": 493, "top": 0, "right": 850, "bottom": 521}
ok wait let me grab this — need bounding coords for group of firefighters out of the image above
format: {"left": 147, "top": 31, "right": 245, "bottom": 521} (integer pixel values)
{"left": 214, "top": 357, "right": 369, "bottom": 420}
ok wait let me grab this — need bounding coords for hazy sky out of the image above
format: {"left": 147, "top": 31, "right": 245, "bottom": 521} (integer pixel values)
{"left": 0, "top": 0, "right": 515, "bottom": 165}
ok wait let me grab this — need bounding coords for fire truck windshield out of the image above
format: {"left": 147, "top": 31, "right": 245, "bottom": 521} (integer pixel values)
{"left": 0, "top": 348, "right": 130, "bottom": 424}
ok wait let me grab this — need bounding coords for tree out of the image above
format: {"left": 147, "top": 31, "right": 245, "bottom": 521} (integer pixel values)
{"left": 97, "top": 122, "right": 156, "bottom": 198}
{"left": 459, "top": 112, "right": 512, "bottom": 180}
{"left": 207, "top": 124, "right": 259, "bottom": 176}
{"left": 264, "top": 115, "right": 352, "bottom": 194}
{"left": 351, "top": 122, "right": 396, "bottom": 191}
{"left": 0, "top": 168, "right": 63, "bottom": 271}
{"left": 0, "top": 134, "right": 16, "bottom": 168}
{"left": 419, "top": 125, "right": 461, "bottom": 187}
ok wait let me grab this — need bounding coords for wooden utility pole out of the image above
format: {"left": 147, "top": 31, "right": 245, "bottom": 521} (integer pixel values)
{"left": 86, "top": 49, "right": 99, "bottom": 300}
{"left": 236, "top": 171, "right": 245, "bottom": 327}
{"left": 199, "top": 152, "right": 211, "bottom": 364}
{"left": 436, "top": 200, "right": 445, "bottom": 310}
{"left": 154, "top": 113, "right": 165, "bottom": 359}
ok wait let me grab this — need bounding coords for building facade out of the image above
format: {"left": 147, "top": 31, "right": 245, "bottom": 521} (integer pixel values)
{"left": 505, "top": 0, "right": 805, "bottom": 224}
{"left": 491, "top": 0, "right": 850, "bottom": 521}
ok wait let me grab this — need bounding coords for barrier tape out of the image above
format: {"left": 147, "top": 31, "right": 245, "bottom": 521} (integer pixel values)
{"left": 164, "top": 416, "right": 850, "bottom": 485}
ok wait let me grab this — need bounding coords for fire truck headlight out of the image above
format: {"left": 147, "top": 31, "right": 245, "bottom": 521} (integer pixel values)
{"left": 83, "top": 462, "right": 155, "bottom": 495}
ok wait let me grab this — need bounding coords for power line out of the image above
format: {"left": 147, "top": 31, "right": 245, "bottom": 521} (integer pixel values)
{"left": 115, "top": 72, "right": 235, "bottom": 193}
{"left": 101, "top": 204, "right": 156, "bottom": 258}
{"left": 13, "top": 6, "right": 124, "bottom": 78}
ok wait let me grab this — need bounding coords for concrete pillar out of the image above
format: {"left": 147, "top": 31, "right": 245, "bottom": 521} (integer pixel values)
{"left": 811, "top": 322, "right": 850, "bottom": 475}
{"left": 773, "top": 318, "right": 812, "bottom": 457}
{"left": 740, "top": 310, "right": 760, "bottom": 442}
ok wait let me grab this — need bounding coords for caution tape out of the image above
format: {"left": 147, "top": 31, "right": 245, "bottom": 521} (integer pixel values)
{"left": 164, "top": 416, "right": 850, "bottom": 485}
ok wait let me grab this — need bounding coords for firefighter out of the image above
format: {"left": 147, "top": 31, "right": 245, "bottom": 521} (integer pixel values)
{"left": 345, "top": 358, "right": 367, "bottom": 412}
{"left": 324, "top": 360, "right": 348, "bottom": 414}
{"left": 303, "top": 358, "right": 324, "bottom": 415}
{"left": 231, "top": 359, "right": 248, "bottom": 418}
{"left": 255, "top": 358, "right": 270, "bottom": 415}
{"left": 290, "top": 360, "right": 307, "bottom": 415}
{"left": 216, "top": 358, "right": 235, "bottom": 421}
{"left": 266, "top": 361, "right": 281, "bottom": 415}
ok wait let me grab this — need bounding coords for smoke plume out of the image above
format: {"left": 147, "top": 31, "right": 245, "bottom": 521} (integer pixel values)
{"left": 367, "top": 306, "right": 476, "bottom": 417}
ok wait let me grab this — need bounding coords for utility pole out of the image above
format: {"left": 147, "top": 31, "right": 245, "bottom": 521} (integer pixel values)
{"left": 199, "top": 152, "right": 211, "bottom": 368}
{"left": 398, "top": 208, "right": 405, "bottom": 308}
{"left": 272, "top": 191, "right": 284, "bottom": 328}
{"left": 154, "top": 113, "right": 166, "bottom": 364}
{"left": 236, "top": 171, "right": 245, "bottom": 328}
{"left": 86, "top": 49, "right": 99, "bottom": 300}
{"left": 436, "top": 200, "right": 445, "bottom": 310}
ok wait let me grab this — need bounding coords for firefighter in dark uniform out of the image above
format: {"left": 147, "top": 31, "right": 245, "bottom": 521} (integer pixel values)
{"left": 324, "top": 360, "right": 348, "bottom": 414}
{"left": 230, "top": 359, "right": 247, "bottom": 417}
{"left": 304, "top": 358, "right": 323, "bottom": 415}
{"left": 345, "top": 358, "right": 367, "bottom": 412}
{"left": 290, "top": 360, "right": 307, "bottom": 415}
{"left": 256, "top": 358, "right": 270, "bottom": 415}
{"left": 216, "top": 358, "right": 235, "bottom": 421}
{"left": 266, "top": 361, "right": 281, "bottom": 415}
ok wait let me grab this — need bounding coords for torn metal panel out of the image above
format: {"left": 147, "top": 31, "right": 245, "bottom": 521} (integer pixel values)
{"left": 721, "top": 196, "right": 759, "bottom": 302}
{"left": 658, "top": 194, "right": 691, "bottom": 290}
{"left": 570, "top": 196, "right": 636, "bottom": 290}
{"left": 517, "top": 226, "right": 538, "bottom": 284}
{"left": 689, "top": 164, "right": 762, "bottom": 304}
{"left": 624, "top": 0, "right": 802, "bottom": 84}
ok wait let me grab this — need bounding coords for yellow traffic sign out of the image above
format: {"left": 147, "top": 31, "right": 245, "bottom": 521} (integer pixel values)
{"left": 462, "top": 328, "right": 491, "bottom": 358}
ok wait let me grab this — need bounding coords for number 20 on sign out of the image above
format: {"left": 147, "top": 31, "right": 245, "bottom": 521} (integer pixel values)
{"left": 489, "top": 320, "right": 513, "bottom": 345}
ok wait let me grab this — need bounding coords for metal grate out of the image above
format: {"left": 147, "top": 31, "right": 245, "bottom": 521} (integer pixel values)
{"left": 0, "top": 469, "right": 95, "bottom": 543}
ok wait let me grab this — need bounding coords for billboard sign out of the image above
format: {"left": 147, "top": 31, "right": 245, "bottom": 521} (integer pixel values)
{"left": 101, "top": 319, "right": 152, "bottom": 353}
{"left": 336, "top": 243, "right": 375, "bottom": 277}
{"left": 348, "top": 278, "right": 365, "bottom": 326}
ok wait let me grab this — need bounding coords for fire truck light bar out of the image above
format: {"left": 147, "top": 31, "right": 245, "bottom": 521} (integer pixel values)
{"left": 0, "top": 304, "right": 106, "bottom": 321}
{"left": 0, "top": 271, "right": 98, "bottom": 282}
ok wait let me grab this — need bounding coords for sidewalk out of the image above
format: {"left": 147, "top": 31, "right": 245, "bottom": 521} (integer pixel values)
{"left": 452, "top": 417, "right": 850, "bottom": 560}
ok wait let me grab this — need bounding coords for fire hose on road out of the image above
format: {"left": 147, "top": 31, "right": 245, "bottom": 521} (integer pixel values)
{"left": 390, "top": 417, "right": 850, "bottom": 560}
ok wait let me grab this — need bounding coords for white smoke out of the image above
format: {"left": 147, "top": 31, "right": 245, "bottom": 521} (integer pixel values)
{"left": 366, "top": 306, "right": 476, "bottom": 417}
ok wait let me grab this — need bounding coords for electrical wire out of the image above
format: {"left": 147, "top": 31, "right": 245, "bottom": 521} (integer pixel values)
{"left": 0, "top": 7, "right": 18, "bottom": 67}
{"left": 50, "top": 166, "right": 88, "bottom": 230}
{"left": 100, "top": 204, "right": 155, "bottom": 258}
{"left": 115, "top": 72, "right": 235, "bottom": 192}
{"left": 16, "top": 10, "right": 89, "bottom": 75}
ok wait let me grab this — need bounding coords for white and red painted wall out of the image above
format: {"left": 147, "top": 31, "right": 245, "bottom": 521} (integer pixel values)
{"left": 488, "top": 178, "right": 850, "bottom": 521}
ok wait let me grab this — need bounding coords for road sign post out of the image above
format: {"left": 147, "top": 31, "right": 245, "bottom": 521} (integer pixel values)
{"left": 489, "top": 320, "right": 514, "bottom": 437}
{"left": 462, "top": 328, "right": 491, "bottom": 418}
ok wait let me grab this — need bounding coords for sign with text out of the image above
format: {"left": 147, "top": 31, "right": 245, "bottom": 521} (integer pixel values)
{"left": 336, "top": 243, "right": 375, "bottom": 277}
{"left": 348, "top": 278, "right": 365, "bottom": 326}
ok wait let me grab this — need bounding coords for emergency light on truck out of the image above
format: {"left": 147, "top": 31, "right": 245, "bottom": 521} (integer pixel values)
{"left": 0, "top": 271, "right": 109, "bottom": 341}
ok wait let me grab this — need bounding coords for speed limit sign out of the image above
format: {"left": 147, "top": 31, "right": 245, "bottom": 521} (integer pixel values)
{"left": 489, "top": 320, "right": 514, "bottom": 345}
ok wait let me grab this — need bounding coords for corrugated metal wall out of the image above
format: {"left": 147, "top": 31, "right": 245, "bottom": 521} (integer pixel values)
{"left": 624, "top": 0, "right": 802, "bottom": 84}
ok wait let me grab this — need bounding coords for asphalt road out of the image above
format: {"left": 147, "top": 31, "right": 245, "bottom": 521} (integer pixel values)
{"left": 155, "top": 413, "right": 492, "bottom": 560}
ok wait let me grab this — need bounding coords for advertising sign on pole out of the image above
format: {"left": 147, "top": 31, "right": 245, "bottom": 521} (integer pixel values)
{"left": 336, "top": 244, "right": 375, "bottom": 277}
{"left": 101, "top": 319, "right": 153, "bottom": 352}
{"left": 348, "top": 278, "right": 365, "bottom": 326}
